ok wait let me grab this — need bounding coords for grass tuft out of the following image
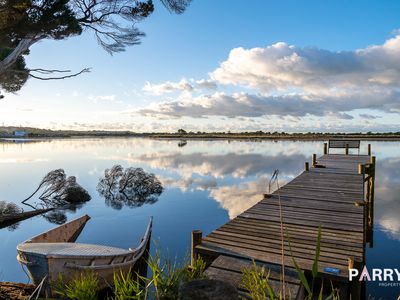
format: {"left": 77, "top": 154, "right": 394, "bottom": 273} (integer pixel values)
{"left": 54, "top": 270, "right": 98, "bottom": 300}
{"left": 241, "top": 261, "right": 277, "bottom": 300}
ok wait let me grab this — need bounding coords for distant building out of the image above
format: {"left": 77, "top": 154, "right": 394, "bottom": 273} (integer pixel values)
{"left": 13, "top": 130, "right": 27, "bottom": 137}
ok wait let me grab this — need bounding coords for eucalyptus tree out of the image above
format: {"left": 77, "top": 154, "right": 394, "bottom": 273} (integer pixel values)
{"left": 0, "top": 0, "right": 191, "bottom": 96}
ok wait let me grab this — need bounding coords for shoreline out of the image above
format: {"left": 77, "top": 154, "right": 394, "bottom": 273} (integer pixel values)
{"left": 0, "top": 282, "right": 34, "bottom": 300}
{"left": 1, "top": 134, "right": 400, "bottom": 141}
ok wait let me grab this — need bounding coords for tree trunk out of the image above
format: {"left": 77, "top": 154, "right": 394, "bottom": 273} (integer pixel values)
{"left": 21, "top": 182, "right": 44, "bottom": 205}
{"left": 0, "top": 38, "right": 36, "bottom": 74}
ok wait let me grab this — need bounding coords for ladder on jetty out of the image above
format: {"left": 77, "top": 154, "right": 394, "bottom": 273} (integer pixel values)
{"left": 191, "top": 141, "right": 375, "bottom": 299}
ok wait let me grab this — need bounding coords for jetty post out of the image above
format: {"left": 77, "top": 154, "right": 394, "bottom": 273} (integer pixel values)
{"left": 191, "top": 230, "right": 203, "bottom": 266}
{"left": 312, "top": 153, "right": 317, "bottom": 167}
{"left": 367, "top": 156, "right": 376, "bottom": 248}
{"left": 348, "top": 257, "right": 363, "bottom": 299}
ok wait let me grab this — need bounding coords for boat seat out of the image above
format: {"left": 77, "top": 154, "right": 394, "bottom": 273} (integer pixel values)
{"left": 17, "top": 243, "right": 132, "bottom": 258}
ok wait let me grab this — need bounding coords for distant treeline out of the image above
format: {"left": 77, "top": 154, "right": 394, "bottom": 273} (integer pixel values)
{"left": 1, "top": 127, "right": 400, "bottom": 140}
{"left": 0, "top": 127, "right": 142, "bottom": 138}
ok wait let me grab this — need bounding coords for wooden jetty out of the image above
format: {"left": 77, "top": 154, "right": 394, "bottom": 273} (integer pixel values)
{"left": 191, "top": 141, "right": 375, "bottom": 299}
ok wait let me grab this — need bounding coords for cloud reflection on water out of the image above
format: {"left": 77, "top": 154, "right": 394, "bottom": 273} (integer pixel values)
{"left": 1, "top": 138, "right": 398, "bottom": 240}
{"left": 374, "top": 157, "right": 400, "bottom": 240}
{"left": 120, "top": 150, "right": 304, "bottom": 219}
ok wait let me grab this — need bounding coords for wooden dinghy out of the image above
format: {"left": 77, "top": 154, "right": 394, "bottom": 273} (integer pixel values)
{"left": 16, "top": 215, "right": 153, "bottom": 293}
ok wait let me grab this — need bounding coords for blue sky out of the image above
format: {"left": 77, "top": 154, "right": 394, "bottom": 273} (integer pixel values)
{"left": 1, "top": 0, "right": 400, "bottom": 132}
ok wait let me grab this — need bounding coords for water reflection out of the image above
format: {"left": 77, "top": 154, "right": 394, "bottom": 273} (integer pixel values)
{"left": 0, "top": 201, "right": 23, "bottom": 231}
{"left": 374, "top": 157, "right": 400, "bottom": 240}
{"left": 135, "top": 152, "right": 305, "bottom": 178}
{"left": 97, "top": 165, "right": 163, "bottom": 209}
{"left": 22, "top": 169, "right": 91, "bottom": 210}
{"left": 42, "top": 210, "right": 68, "bottom": 225}
{"left": 178, "top": 140, "right": 187, "bottom": 147}
{"left": 42, "top": 202, "right": 89, "bottom": 225}
{"left": 133, "top": 152, "right": 304, "bottom": 219}
{"left": 0, "top": 138, "right": 399, "bottom": 298}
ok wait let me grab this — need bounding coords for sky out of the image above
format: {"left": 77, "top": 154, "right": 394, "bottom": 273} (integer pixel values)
{"left": 1, "top": 0, "right": 400, "bottom": 132}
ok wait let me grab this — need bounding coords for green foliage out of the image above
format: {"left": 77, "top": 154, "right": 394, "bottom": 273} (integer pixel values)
{"left": 185, "top": 256, "right": 207, "bottom": 281}
{"left": 312, "top": 227, "right": 322, "bottom": 279}
{"left": 241, "top": 228, "right": 340, "bottom": 300}
{"left": 54, "top": 270, "right": 99, "bottom": 300}
{"left": 109, "top": 251, "right": 206, "bottom": 300}
{"left": 0, "top": 47, "right": 29, "bottom": 92}
{"left": 0, "top": 0, "right": 191, "bottom": 95}
{"left": 147, "top": 251, "right": 206, "bottom": 300}
{"left": 241, "top": 261, "right": 277, "bottom": 300}
{"left": 286, "top": 229, "right": 311, "bottom": 296}
{"left": 113, "top": 270, "right": 148, "bottom": 300}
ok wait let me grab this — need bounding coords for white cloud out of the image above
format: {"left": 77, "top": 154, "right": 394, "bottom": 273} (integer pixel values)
{"left": 211, "top": 36, "right": 400, "bottom": 92}
{"left": 142, "top": 79, "right": 194, "bottom": 95}
{"left": 88, "top": 94, "right": 119, "bottom": 103}
{"left": 195, "top": 79, "right": 217, "bottom": 90}
{"left": 142, "top": 78, "right": 218, "bottom": 96}
{"left": 374, "top": 158, "right": 400, "bottom": 240}
{"left": 136, "top": 89, "right": 400, "bottom": 119}
{"left": 359, "top": 113, "right": 380, "bottom": 120}
{"left": 135, "top": 32, "right": 400, "bottom": 121}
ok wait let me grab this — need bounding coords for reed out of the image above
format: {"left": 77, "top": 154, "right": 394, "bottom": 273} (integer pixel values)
{"left": 52, "top": 249, "right": 207, "bottom": 300}
{"left": 147, "top": 251, "right": 206, "bottom": 300}
{"left": 240, "top": 227, "right": 342, "bottom": 300}
{"left": 112, "top": 269, "right": 149, "bottom": 300}
{"left": 54, "top": 270, "right": 99, "bottom": 300}
{"left": 241, "top": 261, "right": 277, "bottom": 300}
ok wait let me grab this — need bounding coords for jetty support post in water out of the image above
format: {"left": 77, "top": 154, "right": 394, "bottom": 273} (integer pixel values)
{"left": 357, "top": 149, "right": 376, "bottom": 249}
{"left": 366, "top": 155, "right": 376, "bottom": 248}
{"left": 348, "top": 257, "right": 364, "bottom": 299}
{"left": 191, "top": 230, "right": 202, "bottom": 267}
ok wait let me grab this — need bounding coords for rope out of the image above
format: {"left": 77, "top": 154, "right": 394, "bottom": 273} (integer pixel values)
{"left": 28, "top": 275, "right": 47, "bottom": 300}
{"left": 18, "top": 257, "right": 31, "bottom": 284}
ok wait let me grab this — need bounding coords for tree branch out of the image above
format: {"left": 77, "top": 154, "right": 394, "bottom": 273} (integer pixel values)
{"left": 28, "top": 68, "right": 91, "bottom": 80}
{"left": 0, "top": 38, "right": 37, "bottom": 75}
{"left": 29, "top": 68, "right": 74, "bottom": 74}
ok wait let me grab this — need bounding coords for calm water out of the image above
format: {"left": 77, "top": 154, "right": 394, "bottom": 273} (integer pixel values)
{"left": 0, "top": 138, "right": 399, "bottom": 298}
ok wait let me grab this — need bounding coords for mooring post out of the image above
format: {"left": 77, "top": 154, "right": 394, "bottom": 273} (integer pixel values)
{"left": 191, "top": 230, "right": 202, "bottom": 266}
{"left": 323, "top": 142, "right": 328, "bottom": 155}
{"left": 345, "top": 143, "right": 349, "bottom": 155}
{"left": 370, "top": 155, "right": 376, "bottom": 167}
{"left": 305, "top": 162, "right": 309, "bottom": 171}
{"left": 358, "top": 164, "right": 365, "bottom": 175}
{"left": 348, "top": 257, "right": 354, "bottom": 269}
{"left": 367, "top": 144, "right": 371, "bottom": 156}
{"left": 348, "top": 258, "right": 363, "bottom": 300}
{"left": 312, "top": 154, "right": 317, "bottom": 167}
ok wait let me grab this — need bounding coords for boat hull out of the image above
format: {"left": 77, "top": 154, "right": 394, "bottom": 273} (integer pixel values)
{"left": 16, "top": 215, "right": 153, "bottom": 296}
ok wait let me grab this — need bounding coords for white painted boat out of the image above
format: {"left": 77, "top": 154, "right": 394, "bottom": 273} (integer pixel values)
{"left": 16, "top": 214, "right": 153, "bottom": 294}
